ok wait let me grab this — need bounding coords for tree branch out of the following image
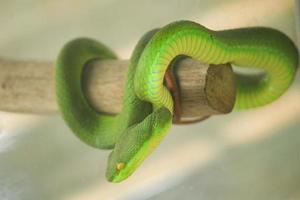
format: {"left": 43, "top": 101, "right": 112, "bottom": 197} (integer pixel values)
{"left": 0, "top": 58, "right": 236, "bottom": 121}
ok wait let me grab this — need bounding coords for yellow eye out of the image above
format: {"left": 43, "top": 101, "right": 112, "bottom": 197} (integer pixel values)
{"left": 116, "top": 162, "right": 125, "bottom": 170}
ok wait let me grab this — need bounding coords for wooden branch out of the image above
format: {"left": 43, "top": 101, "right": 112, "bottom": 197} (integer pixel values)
{"left": 0, "top": 58, "right": 236, "bottom": 121}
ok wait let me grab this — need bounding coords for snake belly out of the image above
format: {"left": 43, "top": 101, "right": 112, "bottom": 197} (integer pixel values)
{"left": 56, "top": 20, "right": 298, "bottom": 182}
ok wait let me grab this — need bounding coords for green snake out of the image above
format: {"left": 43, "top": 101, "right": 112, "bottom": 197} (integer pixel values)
{"left": 56, "top": 21, "right": 298, "bottom": 182}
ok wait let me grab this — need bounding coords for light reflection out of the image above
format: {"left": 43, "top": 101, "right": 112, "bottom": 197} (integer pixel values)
{"left": 0, "top": 130, "right": 15, "bottom": 153}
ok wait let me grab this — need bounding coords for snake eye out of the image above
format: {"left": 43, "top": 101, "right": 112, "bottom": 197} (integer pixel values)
{"left": 116, "top": 162, "right": 125, "bottom": 170}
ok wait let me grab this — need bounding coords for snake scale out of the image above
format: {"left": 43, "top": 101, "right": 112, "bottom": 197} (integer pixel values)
{"left": 56, "top": 21, "right": 298, "bottom": 182}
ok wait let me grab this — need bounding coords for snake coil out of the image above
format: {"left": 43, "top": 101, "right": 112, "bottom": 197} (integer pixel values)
{"left": 56, "top": 21, "right": 298, "bottom": 182}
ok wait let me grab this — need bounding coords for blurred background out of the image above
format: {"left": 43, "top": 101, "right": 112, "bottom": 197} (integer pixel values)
{"left": 0, "top": 0, "right": 299, "bottom": 199}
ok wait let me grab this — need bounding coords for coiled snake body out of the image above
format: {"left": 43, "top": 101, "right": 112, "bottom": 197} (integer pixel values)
{"left": 56, "top": 21, "right": 298, "bottom": 182}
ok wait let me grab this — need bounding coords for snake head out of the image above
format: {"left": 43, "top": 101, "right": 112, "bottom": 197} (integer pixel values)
{"left": 106, "top": 107, "right": 172, "bottom": 183}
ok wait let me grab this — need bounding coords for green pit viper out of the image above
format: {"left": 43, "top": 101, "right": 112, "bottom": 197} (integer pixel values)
{"left": 56, "top": 21, "right": 298, "bottom": 182}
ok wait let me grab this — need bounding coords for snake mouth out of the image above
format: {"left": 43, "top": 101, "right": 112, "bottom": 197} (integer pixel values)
{"left": 106, "top": 170, "right": 122, "bottom": 183}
